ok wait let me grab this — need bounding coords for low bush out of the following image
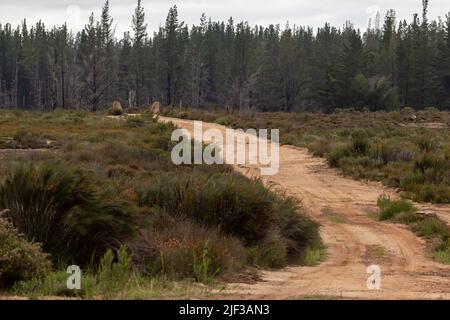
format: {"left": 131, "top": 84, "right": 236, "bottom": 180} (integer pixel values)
{"left": 377, "top": 195, "right": 416, "bottom": 221}
{"left": 376, "top": 194, "right": 450, "bottom": 265}
{"left": 12, "top": 247, "right": 133, "bottom": 299}
{"left": 247, "top": 233, "right": 287, "bottom": 269}
{"left": 128, "top": 212, "right": 246, "bottom": 281}
{"left": 350, "top": 130, "right": 370, "bottom": 155}
{"left": 415, "top": 134, "right": 440, "bottom": 153}
{"left": 127, "top": 117, "right": 145, "bottom": 128}
{"left": 411, "top": 218, "right": 450, "bottom": 238}
{"left": 139, "top": 171, "right": 321, "bottom": 266}
{"left": 326, "top": 145, "right": 351, "bottom": 167}
{"left": 96, "top": 246, "right": 134, "bottom": 298}
{"left": 433, "top": 238, "right": 450, "bottom": 264}
{"left": 0, "top": 214, "right": 52, "bottom": 289}
{"left": 12, "top": 130, "right": 47, "bottom": 149}
{"left": 310, "top": 138, "right": 331, "bottom": 157}
{"left": 127, "top": 107, "right": 142, "bottom": 114}
{"left": 391, "top": 211, "right": 420, "bottom": 224}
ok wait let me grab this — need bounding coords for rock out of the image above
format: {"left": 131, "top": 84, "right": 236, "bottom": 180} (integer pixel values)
{"left": 150, "top": 101, "right": 161, "bottom": 115}
{"left": 416, "top": 211, "right": 438, "bottom": 219}
{"left": 109, "top": 101, "right": 123, "bottom": 116}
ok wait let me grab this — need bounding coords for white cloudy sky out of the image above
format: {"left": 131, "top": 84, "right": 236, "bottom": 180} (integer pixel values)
{"left": 0, "top": 0, "right": 448, "bottom": 36}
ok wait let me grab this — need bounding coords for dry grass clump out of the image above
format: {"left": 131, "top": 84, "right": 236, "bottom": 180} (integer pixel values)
{"left": 128, "top": 212, "right": 246, "bottom": 282}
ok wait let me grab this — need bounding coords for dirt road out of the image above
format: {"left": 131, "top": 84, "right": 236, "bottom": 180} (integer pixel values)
{"left": 160, "top": 116, "right": 450, "bottom": 300}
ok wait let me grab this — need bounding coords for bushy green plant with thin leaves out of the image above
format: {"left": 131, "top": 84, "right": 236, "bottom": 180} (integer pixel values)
{"left": 97, "top": 246, "right": 134, "bottom": 299}
{"left": 377, "top": 195, "right": 416, "bottom": 221}
{"left": 192, "top": 242, "right": 220, "bottom": 283}
{"left": 0, "top": 163, "right": 134, "bottom": 264}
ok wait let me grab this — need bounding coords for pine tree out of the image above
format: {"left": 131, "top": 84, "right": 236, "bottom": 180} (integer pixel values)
{"left": 438, "top": 13, "right": 450, "bottom": 107}
{"left": 131, "top": 0, "right": 147, "bottom": 106}
{"left": 100, "top": 0, "right": 117, "bottom": 105}
{"left": 382, "top": 10, "right": 397, "bottom": 87}
{"left": 77, "top": 14, "right": 107, "bottom": 111}
{"left": 189, "top": 14, "right": 209, "bottom": 108}
{"left": 256, "top": 24, "right": 282, "bottom": 111}
{"left": 118, "top": 31, "right": 133, "bottom": 105}
{"left": 329, "top": 24, "right": 364, "bottom": 108}
{"left": 162, "top": 5, "right": 187, "bottom": 107}
{"left": 279, "top": 26, "right": 302, "bottom": 112}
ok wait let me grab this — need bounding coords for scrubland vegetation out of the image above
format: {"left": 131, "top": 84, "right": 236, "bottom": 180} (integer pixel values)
{"left": 163, "top": 107, "right": 450, "bottom": 204}
{"left": 377, "top": 195, "right": 450, "bottom": 264}
{"left": 0, "top": 110, "right": 321, "bottom": 299}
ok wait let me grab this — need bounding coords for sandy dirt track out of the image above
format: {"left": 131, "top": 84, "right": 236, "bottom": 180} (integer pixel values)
{"left": 160, "top": 116, "right": 450, "bottom": 300}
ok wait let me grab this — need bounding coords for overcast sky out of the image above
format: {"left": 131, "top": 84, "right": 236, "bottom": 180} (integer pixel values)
{"left": 0, "top": 0, "right": 449, "bottom": 36}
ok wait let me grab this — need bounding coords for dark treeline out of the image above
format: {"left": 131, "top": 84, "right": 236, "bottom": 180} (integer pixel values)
{"left": 0, "top": 0, "right": 449, "bottom": 112}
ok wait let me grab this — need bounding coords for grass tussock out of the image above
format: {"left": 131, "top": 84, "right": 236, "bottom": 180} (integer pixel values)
{"left": 377, "top": 195, "right": 450, "bottom": 264}
{"left": 377, "top": 195, "right": 417, "bottom": 221}
{"left": 0, "top": 163, "right": 134, "bottom": 264}
{"left": 128, "top": 212, "right": 246, "bottom": 282}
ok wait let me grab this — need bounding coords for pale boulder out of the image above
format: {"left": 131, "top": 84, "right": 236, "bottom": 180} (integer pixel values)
{"left": 110, "top": 101, "right": 123, "bottom": 115}
{"left": 150, "top": 101, "right": 161, "bottom": 115}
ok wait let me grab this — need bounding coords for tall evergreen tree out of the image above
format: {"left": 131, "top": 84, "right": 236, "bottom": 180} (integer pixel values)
{"left": 100, "top": 0, "right": 117, "bottom": 105}
{"left": 131, "top": 0, "right": 147, "bottom": 106}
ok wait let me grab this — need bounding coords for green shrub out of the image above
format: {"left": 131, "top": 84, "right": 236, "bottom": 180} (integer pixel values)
{"left": 392, "top": 211, "right": 420, "bottom": 224}
{"left": 0, "top": 215, "right": 52, "bottom": 288}
{"left": 0, "top": 163, "right": 133, "bottom": 264}
{"left": 127, "top": 107, "right": 142, "bottom": 114}
{"left": 310, "top": 138, "right": 332, "bottom": 157}
{"left": 416, "top": 184, "right": 450, "bottom": 203}
{"left": 377, "top": 195, "right": 416, "bottom": 221}
{"left": 433, "top": 238, "right": 450, "bottom": 264}
{"left": 247, "top": 234, "right": 287, "bottom": 269}
{"left": 415, "top": 135, "right": 440, "bottom": 153}
{"left": 13, "top": 269, "right": 97, "bottom": 299}
{"left": 414, "top": 153, "right": 447, "bottom": 174}
{"left": 12, "top": 248, "right": 134, "bottom": 299}
{"left": 303, "top": 246, "right": 327, "bottom": 266}
{"left": 374, "top": 142, "right": 415, "bottom": 164}
{"left": 433, "top": 249, "right": 450, "bottom": 264}
{"left": 411, "top": 218, "right": 450, "bottom": 238}
{"left": 350, "top": 130, "right": 370, "bottom": 155}
{"left": 12, "top": 130, "right": 47, "bottom": 149}
{"left": 215, "top": 116, "right": 236, "bottom": 126}
{"left": 327, "top": 145, "right": 351, "bottom": 167}
{"left": 272, "top": 196, "right": 320, "bottom": 260}
{"left": 127, "top": 117, "right": 145, "bottom": 128}
{"left": 97, "top": 246, "right": 134, "bottom": 298}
